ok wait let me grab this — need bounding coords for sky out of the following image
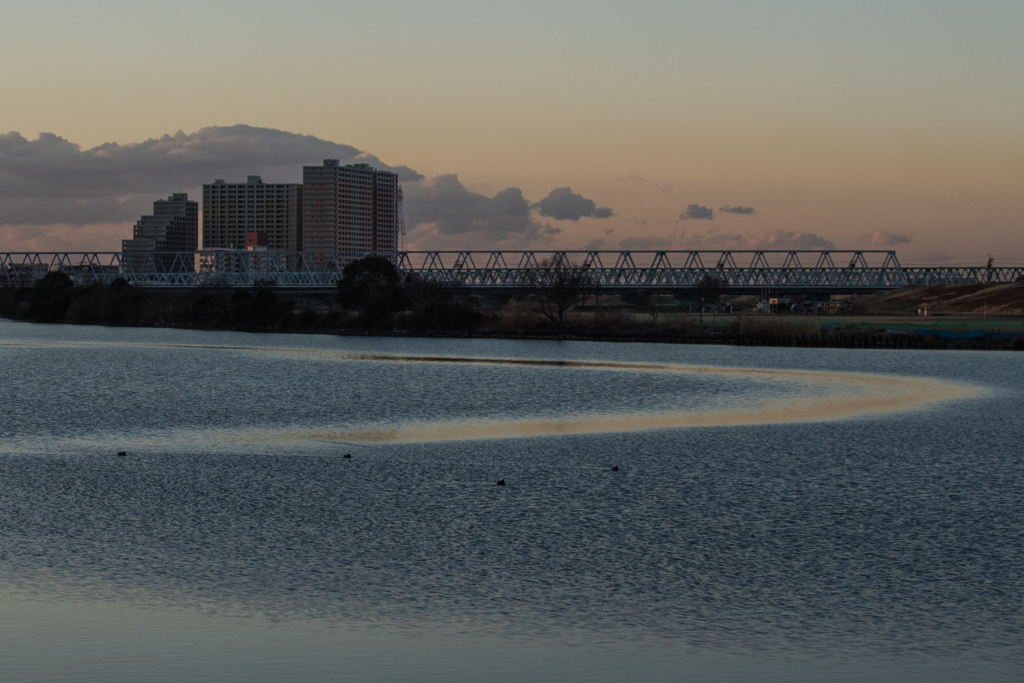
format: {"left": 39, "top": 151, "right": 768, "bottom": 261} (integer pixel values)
{"left": 1, "top": 0, "right": 1022, "bottom": 265}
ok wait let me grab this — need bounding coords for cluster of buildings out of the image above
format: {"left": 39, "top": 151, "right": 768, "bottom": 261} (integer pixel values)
{"left": 121, "top": 160, "right": 402, "bottom": 267}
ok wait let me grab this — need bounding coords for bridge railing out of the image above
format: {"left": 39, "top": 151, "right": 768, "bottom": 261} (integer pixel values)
{"left": 2, "top": 250, "right": 1022, "bottom": 291}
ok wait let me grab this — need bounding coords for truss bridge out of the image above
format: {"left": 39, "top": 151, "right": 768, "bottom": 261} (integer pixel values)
{"left": 2, "top": 250, "right": 1022, "bottom": 293}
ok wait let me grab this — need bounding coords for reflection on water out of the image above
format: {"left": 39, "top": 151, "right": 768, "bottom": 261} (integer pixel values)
{"left": 301, "top": 358, "right": 972, "bottom": 443}
{"left": 0, "top": 323, "right": 1021, "bottom": 682}
{"left": 0, "top": 339, "right": 980, "bottom": 446}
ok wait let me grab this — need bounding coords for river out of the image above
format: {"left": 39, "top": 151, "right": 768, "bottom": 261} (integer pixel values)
{"left": 0, "top": 320, "right": 1021, "bottom": 682}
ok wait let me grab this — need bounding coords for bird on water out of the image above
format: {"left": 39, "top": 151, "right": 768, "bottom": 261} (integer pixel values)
{"left": 611, "top": 466, "right": 619, "bottom": 471}
{"left": 343, "top": 453, "right": 352, "bottom": 458}
{"left": 116, "top": 451, "right": 127, "bottom": 456}
{"left": 496, "top": 479, "right": 505, "bottom": 486}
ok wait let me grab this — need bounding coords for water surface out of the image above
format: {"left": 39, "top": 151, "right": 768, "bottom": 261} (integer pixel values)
{"left": 0, "top": 320, "right": 1021, "bottom": 682}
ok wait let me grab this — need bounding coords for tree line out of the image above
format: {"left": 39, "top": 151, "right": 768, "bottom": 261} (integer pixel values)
{"left": 3, "top": 261, "right": 1019, "bottom": 349}
{"left": 0, "top": 256, "right": 726, "bottom": 336}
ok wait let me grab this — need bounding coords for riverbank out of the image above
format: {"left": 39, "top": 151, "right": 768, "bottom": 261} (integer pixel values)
{"left": 851, "top": 283, "right": 1024, "bottom": 315}
{"left": 4, "top": 276, "right": 1022, "bottom": 351}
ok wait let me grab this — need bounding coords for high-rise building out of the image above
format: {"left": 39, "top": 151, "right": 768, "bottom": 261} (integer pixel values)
{"left": 122, "top": 193, "right": 198, "bottom": 271}
{"left": 302, "top": 160, "right": 398, "bottom": 265}
{"left": 202, "top": 176, "right": 303, "bottom": 252}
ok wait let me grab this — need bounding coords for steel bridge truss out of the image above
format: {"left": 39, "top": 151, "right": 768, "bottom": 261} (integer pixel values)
{"left": 2, "top": 250, "right": 1022, "bottom": 292}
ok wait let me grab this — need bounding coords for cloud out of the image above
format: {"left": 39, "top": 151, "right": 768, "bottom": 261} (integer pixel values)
{"left": 0, "top": 222, "right": 126, "bottom": 252}
{"left": 0, "top": 197, "right": 154, "bottom": 226}
{"left": 618, "top": 235, "right": 675, "bottom": 250}
{"left": 535, "top": 187, "right": 613, "bottom": 221}
{"left": 0, "top": 125, "right": 609, "bottom": 251}
{"left": 856, "top": 230, "right": 912, "bottom": 247}
{"left": 581, "top": 229, "right": 836, "bottom": 252}
{"left": 679, "top": 204, "right": 715, "bottom": 221}
{"left": 749, "top": 230, "right": 835, "bottom": 250}
{"left": 678, "top": 204, "right": 757, "bottom": 220}
{"left": 0, "top": 125, "right": 422, "bottom": 226}
{"left": 616, "top": 173, "right": 674, "bottom": 194}
{"left": 914, "top": 251, "right": 955, "bottom": 263}
{"left": 584, "top": 234, "right": 676, "bottom": 251}
{"left": 719, "top": 205, "right": 756, "bottom": 215}
{"left": 404, "top": 174, "right": 532, "bottom": 236}
{"left": 680, "top": 229, "right": 835, "bottom": 250}
{"left": 403, "top": 174, "right": 560, "bottom": 249}
{"left": 407, "top": 220, "right": 561, "bottom": 251}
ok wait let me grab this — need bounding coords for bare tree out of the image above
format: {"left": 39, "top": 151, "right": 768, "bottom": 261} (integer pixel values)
{"left": 522, "top": 254, "right": 596, "bottom": 327}
{"left": 631, "top": 289, "right": 666, "bottom": 325}
{"left": 696, "top": 273, "right": 726, "bottom": 323}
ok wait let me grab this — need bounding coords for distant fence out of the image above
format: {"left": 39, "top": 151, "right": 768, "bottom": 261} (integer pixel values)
{"left": 3, "top": 250, "right": 1023, "bottom": 293}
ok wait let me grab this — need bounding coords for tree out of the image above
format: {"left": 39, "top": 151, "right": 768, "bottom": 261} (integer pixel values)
{"left": 400, "top": 274, "right": 483, "bottom": 332}
{"left": 522, "top": 254, "right": 596, "bottom": 327}
{"left": 29, "top": 271, "right": 74, "bottom": 322}
{"left": 336, "top": 256, "right": 404, "bottom": 328}
{"left": 695, "top": 273, "right": 726, "bottom": 323}
{"left": 630, "top": 289, "right": 664, "bottom": 325}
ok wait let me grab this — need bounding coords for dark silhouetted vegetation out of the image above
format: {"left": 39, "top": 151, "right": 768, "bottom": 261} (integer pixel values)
{"left": 29, "top": 271, "right": 75, "bottom": 322}
{"left": 2, "top": 257, "right": 1021, "bottom": 350}
{"left": 520, "top": 255, "right": 596, "bottom": 326}
{"left": 336, "top": 256, "right": 405, "bottom": 329}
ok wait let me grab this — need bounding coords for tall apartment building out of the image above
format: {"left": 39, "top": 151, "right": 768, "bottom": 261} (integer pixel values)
{"left": 202, "top": 176, "right": 303, "bottom": 251}
{"left": 302, "top": 160, "right": 398, "bottom": 265}
{"left": 122, "top": 193, "right": 198, "bottom": 271}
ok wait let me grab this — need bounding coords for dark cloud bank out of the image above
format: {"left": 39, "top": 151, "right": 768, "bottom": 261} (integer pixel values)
{"left": 402, "top": 175, "right": 561, "bottom": 248}
{"left": 0, "top": 125, "right": 420, "bottom": 225}
{"left": 0, "top": 125, "right": 615, "bottom": 249}
{"left": 535, "top": 187, "right": 613, "bottom": 221}
{"left": 587, "top": 229, "right": 836, "bottom": 252}
{"left": 678, "top": 204, "right": 757, "bottom": 221}
{"left": 3, "top": 125, "right": 836, "bottom": 254}
{"left": 679, "top": 204, "right": 716, "bottom": 220}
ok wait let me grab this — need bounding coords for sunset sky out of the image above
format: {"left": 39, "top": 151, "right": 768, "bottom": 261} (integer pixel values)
{"left": 1, "top": 0, "right": 1022, "bottom": 265}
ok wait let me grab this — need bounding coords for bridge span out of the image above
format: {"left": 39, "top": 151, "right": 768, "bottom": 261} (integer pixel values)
{"left": 2, "top": 250, "right": 1022, "bottom": 294}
